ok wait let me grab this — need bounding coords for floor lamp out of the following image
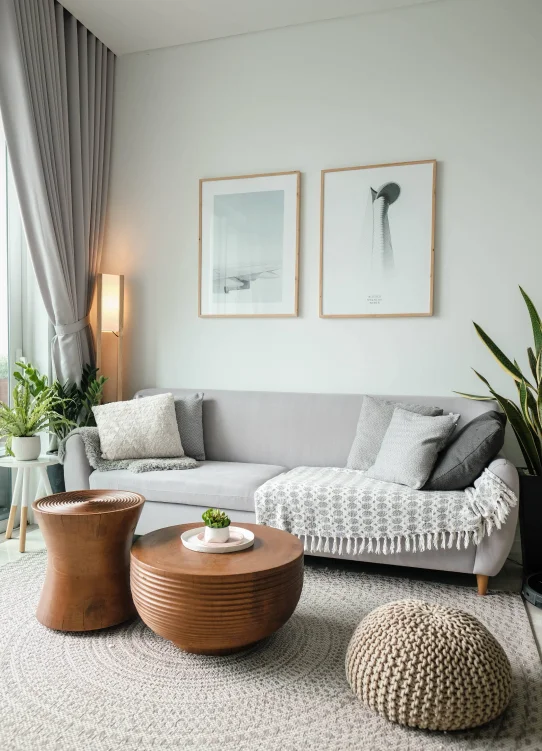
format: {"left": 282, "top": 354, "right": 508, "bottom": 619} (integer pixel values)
{"left": 96, "top": 273, "right": 124, "bottom": 401}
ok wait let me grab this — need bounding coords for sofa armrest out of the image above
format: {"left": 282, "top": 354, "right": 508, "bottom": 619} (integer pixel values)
{"left": 63, "top": 433, "right": 92, "bottom": 491}
{"left": 486, "top": 455, "right": 520, "bottom": 497}
{"left": 473, "top": 455, "right": 519, "bottom": 577}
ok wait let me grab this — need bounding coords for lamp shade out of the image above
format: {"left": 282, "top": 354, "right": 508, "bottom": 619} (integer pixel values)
{"left": 101, "top": 274, "right": 122, "bottom": 332}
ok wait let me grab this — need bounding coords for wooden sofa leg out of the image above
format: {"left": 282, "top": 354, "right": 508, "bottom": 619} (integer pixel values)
{"left": 476, "top": 574, "right": 489, "bottom": 596}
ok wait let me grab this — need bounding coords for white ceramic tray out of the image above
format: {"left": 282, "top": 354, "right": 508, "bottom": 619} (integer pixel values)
{"left": 181, "top": 526, "right": 255, "bottom": 554}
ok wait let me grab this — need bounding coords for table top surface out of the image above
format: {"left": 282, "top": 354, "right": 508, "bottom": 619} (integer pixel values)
{"left": 33, "top": 489, "right": 146, "bottom": 515}
{"left": 131, "top": 523, "right": 304, "bottom": 578}
{"left": 0, "top": 455, "right": 59, "bottom": 468}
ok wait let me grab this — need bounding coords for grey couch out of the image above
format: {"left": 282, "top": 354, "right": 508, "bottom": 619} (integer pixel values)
{"left": 63, "top": 389, "right": 519, "bottom": 590}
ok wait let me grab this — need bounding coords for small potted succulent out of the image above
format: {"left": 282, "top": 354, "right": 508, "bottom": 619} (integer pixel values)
{"left": 202, "top": 508, "right": 231, "bottom": 543}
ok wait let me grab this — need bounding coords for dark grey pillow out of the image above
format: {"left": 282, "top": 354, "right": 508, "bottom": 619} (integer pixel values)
{"left": 174, "top": 394, "right": 205, "bottom": 461}
{"left": 346, "top": 395, "right": 444, "bottom": 471}
{"left": 424, "top": 411, "right": 506, "bottom": 491}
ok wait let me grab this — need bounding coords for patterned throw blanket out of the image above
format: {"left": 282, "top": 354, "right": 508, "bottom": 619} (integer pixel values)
{"left": 58, "top": 427, "right": 198, "bottom": 473}
{"left": 254, "top": 466, "right": 517, "bottom": 555}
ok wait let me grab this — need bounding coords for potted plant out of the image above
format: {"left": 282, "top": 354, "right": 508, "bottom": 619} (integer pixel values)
{"left": 456, "top": 286, "right": 542, "bottom": 576}
{"left": 0, "top": 362, "right": 72, "bottom": 461}
{"left": 202, "top": 508, "right": 231, "bottom": 543}
{"left": 14, "top": 362, "right": 107, "bottom": 492}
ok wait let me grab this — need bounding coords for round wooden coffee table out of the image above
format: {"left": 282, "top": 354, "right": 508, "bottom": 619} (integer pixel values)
{"left": 33, "top": 490, "right": 145, "bottom": 631}
{"left": 130, "top": 523, "right": 304, "bottom": 655}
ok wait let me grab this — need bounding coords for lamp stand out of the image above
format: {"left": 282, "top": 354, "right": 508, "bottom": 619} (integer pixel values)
{"left": 96, "top": 273, "right": 124, "bottom": 402}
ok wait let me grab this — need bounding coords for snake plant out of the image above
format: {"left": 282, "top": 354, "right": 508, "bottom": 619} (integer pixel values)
{"left": 455, "top": 287, "right": 542, "bottom": 476}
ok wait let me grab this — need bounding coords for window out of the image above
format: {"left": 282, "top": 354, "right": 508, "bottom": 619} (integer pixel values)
{"left": 0, "top": 117, "right": 10, "bottom": 522}
{"left": 0, "top": 116, "right": 49, "bottom": 531}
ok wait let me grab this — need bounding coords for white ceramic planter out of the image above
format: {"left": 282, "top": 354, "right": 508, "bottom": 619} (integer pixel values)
{"left": 204, "top": 525, "right": 230, "bottom": 543}
{"left": 11, "top": 436, "right": 41, "bottom": 461}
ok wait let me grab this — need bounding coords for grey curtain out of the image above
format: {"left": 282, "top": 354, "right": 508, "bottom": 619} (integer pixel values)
{"left": 0, "top": 0, "right": 114, "bottom": 383}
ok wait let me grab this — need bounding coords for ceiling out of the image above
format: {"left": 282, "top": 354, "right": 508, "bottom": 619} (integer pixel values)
{"left": 60, "top": 0, "right": 440, "bottom": 56}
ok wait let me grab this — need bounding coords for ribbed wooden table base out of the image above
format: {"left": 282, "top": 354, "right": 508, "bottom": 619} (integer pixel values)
{"left": 131, "top": 523, "right": 304, "bottom": 655}
{"left": 33, "top": 490, "right": 145, "bottom": 632}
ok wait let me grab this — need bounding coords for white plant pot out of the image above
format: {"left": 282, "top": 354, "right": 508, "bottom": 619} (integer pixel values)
{"left": 204, "top": 525, "right": 230, "bottom": 543}
{"left": 11, "top": 436, "right": 41, "bottom": 461}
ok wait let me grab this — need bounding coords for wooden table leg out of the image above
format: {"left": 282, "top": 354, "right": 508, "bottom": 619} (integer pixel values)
{"left": 5, "top": 468, "right": 23, "bottom": 540}
{"left": 19, "top": 469, "right": 30, "bottom": 553}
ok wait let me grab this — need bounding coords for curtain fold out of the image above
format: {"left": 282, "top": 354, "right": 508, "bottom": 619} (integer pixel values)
{"left": 0, "top": 0, "right": 114, "bottom": 383}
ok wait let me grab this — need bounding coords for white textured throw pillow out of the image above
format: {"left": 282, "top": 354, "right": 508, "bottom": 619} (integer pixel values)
{"left": 93, "top": 393, "right": 184, "bottom": 461}
{"left": 366, "top": 408, "right": 459, "bottom": 489}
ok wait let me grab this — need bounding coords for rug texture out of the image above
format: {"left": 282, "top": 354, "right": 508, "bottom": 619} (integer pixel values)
{"left": 0, "top": 552, "right": 541, "bottom": 751}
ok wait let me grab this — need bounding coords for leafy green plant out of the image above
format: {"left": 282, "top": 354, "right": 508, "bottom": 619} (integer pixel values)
{"left": 0, "top": 362, "right": 74, "bottom": 455}
{"left": 15, "top": 361, "right": 107, "bottom": 440}
{"left": 455, "top": 286, "right": 542, "bottom": 476}
{"left": 50, "top": 364, "right": 108, "bottom": 440}
{"left": 202, "top": 508, "right": 231, "bottom": 528}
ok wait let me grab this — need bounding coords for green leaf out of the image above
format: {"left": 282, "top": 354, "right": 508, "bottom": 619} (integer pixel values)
{"left": 473, "top": 322, "right": 531, "bottom": 385}
{"left": 453, "top": 391, "right": 494, "bottom": 401}
{"left": 520, "top": 287, "right": 542, "bottom": 355}
{"left": 528, "top": 347, "right": 538, "bottom": 384}
{"left": 519, "top": 379, "right": 535, "bottom": 431}
{"left": 472, "top": 369, "right": 496, "bottom": 392}
{"left": 492, "top": 392, "right": 542, "bottom": 475}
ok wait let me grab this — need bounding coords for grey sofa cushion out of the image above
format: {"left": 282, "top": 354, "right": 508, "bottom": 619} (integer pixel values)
{"left": 346, "top": 395, "right": 444, "bottom": 471}
{"left": 88, "top": 460, "right": 286, "bottom": 512}
{"left": 424, "top": 411, "right": 506, "bottom": 491}
{"left": 174, "top": 393, "right": 205, "bottom": 461}
{"left": 366, "top": 408, "right": 459, "bottom": 489}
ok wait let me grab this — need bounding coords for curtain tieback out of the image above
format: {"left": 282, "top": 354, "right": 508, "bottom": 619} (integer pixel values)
{"left": 54, "top": 315, "right": 90, "bottom": 336}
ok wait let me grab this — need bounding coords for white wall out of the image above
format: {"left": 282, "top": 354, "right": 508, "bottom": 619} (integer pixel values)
{"left": 103, "top": 0, "right": 542, "bottom": 409}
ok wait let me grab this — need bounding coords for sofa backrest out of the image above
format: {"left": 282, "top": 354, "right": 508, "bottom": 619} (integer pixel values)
{"left": 135, "top": 388, "right": 498, "bottom": 469}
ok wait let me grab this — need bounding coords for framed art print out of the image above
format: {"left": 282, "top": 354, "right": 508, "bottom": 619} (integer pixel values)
{"left": 199, "top": 171, "right": 300, "bottom": 317}
{"left": 320, "top": 159, "right": 436, "bottom": 317}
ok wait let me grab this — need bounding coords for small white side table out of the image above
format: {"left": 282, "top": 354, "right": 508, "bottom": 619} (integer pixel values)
{"left": 0, "top": 456, "right": 58, "bottom": 552}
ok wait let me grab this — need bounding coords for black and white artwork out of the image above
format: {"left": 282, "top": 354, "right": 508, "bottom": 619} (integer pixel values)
{"left": 321, "top": 160, "right": 436, "bottom": 317}
{"left": 200, "top": 172, "right": 300, "bottom": 317}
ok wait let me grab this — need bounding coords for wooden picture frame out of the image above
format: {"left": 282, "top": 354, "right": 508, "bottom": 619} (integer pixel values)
{"left": 320, "top": 159, "right": 436, "bottom": 318}
{"left": 199, "top": 171, "right": 300, "bottom": 318}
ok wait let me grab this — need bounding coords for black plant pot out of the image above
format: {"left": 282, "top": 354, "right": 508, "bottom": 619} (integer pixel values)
{"left": 519, "top": 474, "right": 542, "bottom": 577}
{"left": 46, "top": 461, "right": 65, "bottom": 495}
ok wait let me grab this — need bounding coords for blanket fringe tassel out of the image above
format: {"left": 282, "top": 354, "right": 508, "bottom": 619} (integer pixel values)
{"left": 280, "top": 471, "right": 518, "bottom": 559}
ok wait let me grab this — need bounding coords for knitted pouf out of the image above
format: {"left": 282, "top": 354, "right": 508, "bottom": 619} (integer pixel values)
{"left": 345, "top": 600, "right": 512, "bottom": 731}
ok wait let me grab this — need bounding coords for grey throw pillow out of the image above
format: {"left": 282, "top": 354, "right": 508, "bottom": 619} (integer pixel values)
{"left": 346, "top": 395, "right": 444, "bottom": 471}
{"left": 174, "top": 394, "right": 205, "bottom": 461}
{"left": 424, "top": 411, "right": 506, "bottom": 491}
{"left": 366, "top": 408, "right": 460, "bottom": 489}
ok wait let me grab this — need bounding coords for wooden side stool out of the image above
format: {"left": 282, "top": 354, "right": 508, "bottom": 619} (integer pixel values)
{"left": 0, "top": 455, "right": 57, "bottom": 552}
{"left": 33, "top": 490, "right": 145, "bottom": 632}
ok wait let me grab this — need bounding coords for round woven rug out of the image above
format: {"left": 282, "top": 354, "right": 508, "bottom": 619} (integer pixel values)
{"left": 0, "top": 552, "right": 540, "bottom": 751}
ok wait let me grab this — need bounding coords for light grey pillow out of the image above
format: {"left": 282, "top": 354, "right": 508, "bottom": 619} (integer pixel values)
{"left": 366, "top": 408, "right": 460, "bottom": 489}
{"left": 93, "top": 392, "right": 183, "bottom": 461}
{"left": 174, "top": 393, "right": 205, "bottom": 461}
{"left": 346, "top": 396, "right": 444, "bottom": 471}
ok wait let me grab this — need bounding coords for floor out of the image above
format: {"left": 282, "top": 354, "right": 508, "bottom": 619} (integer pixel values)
{"left": 1, "top": 525, "right": 541, "bottom": 659}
